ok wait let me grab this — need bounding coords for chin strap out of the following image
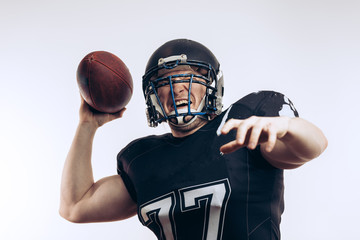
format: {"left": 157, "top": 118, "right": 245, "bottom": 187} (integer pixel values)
{"left": 168, "top": 95, "right": 207, "bottom": 127}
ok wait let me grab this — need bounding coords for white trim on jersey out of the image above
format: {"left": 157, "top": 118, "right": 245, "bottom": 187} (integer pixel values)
{"left": 216, "top": 105, "right": 233, "bottom": 136}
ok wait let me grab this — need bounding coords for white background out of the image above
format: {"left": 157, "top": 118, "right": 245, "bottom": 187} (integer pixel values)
{"left": 0, "top": 0, "right": 359, "bottom": 239}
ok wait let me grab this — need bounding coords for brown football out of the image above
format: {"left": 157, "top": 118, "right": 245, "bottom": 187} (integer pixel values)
{"left": 76, "top": 51, "right": 133, "bottom": 113}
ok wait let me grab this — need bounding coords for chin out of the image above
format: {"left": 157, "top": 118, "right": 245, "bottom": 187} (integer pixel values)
{"left": 169, "top": 116, "right": 208, "bottom": 135}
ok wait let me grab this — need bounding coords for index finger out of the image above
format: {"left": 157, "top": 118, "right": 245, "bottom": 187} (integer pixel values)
{"left": 219, "top": 118, "right": 242, "bottom": 135}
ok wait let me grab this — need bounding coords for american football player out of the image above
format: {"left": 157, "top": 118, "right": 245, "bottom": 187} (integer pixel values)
{"left": 60, "top": 39, "right": 327, "bottom": 240}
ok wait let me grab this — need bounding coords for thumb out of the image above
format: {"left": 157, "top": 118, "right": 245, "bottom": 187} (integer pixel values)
{"left": 108, "top": 108, "right": 127, "bottom": 121}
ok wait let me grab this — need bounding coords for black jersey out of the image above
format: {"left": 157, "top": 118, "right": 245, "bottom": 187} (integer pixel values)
{"left": 117, "top": 91, "right": 298, "bottom": 240}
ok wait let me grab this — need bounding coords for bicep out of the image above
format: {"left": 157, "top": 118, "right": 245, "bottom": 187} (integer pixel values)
{"left": 71, "top": 175, "right": 137, "bottom": 223}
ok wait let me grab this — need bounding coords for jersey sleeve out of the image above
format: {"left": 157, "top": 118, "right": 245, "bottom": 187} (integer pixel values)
{"left": 229, "top": 91, "right": 299, "bottom": 118}
{"left": 117, "top": 147, "right": 138, "bottom": 203}
{"left": 254, "top": 91, "right": 299, "bottom": 117}
{"left": 116, "top": 134, "right": 169, "bottom": 203}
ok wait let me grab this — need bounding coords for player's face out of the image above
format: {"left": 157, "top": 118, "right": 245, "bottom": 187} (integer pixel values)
{"left": 155, "top": 65, "right": 207, "bottom": 121}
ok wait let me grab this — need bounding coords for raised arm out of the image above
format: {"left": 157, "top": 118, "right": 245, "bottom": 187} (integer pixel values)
{"left": 219, "top": 116, "right": 328, "bottom": 169}
{"left": 59, "top": 98, "right": 137, "bottom": 223}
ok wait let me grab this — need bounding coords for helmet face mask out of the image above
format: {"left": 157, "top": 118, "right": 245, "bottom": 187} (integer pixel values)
{"left": 142, "top": 39, "right": 224, "bottom": 128}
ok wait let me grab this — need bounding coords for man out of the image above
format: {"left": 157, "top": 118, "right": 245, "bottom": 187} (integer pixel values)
{"left": 60, "top": 39, "right": 327, "bottom": 239}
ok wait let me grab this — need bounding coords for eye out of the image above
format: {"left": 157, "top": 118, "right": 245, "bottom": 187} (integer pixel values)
{"left": 154, "top": 78, "right": 170, "bottom": 88}
{"left": 190, "top": 66, "right": 208, "bottom": 76}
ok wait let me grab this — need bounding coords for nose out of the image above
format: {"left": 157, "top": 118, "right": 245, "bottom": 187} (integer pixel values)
{"left": 172, "top": 81, "right": 187, "bottom": 96}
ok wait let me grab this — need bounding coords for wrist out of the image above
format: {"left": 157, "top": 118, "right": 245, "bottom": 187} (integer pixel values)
{"left": 276, "top": 116, "right": 292, "bottom": 140}
{"left": 278, "top": 117, "right": 299, "bottom": 144}
{"left": 78, "top": 121, "right": 99, "bottom": 135}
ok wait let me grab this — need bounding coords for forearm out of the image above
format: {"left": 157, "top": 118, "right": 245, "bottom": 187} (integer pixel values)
{"left": 282, "top": 117, "right": 327, "bottom": 160}
{"left": 60, "top": 122, "right": 98, "bottom": 211}
{"left": 262, "top": 117, "right": 328, "bottom": 169}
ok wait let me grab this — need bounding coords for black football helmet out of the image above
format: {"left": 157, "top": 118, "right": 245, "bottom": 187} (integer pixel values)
{"left": 142, "top": 39, "right": 224, "bottom": 127}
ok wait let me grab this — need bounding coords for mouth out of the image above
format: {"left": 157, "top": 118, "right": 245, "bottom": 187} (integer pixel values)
{"left": 169, "top": 99, "right": 192, "bottom": 112}
{"left": 175, "top": 99, "right": 191, "bottom": 107}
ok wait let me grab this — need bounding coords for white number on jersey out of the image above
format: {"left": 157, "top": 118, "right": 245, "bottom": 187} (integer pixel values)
{"left": 139, "top": 179, "right": 231, "bottom": 240}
